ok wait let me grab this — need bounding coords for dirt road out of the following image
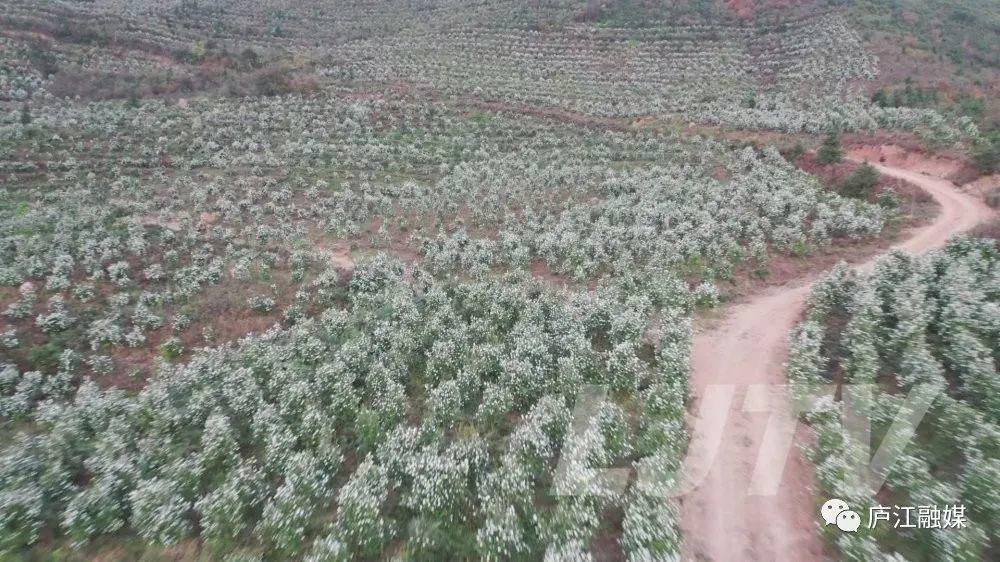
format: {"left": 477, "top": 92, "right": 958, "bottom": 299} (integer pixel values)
{"left": 679, "top": 160, "right": 996, "bottom": 561}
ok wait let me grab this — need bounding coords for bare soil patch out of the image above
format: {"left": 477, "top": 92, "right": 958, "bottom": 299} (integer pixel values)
{"left": 847, "top": 144, "right": 963, "bottom": 178}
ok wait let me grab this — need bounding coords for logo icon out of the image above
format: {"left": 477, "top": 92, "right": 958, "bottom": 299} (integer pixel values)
{"left": 821, "top": 498, "right": 849, "bottom": 526}
{"left": 836, "top": 510, "right": 861, "bottom": 532}
{"left": 821, "top": 498, "right": 861, "bottom": 532}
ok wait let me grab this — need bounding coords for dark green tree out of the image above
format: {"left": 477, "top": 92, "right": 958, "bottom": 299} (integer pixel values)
{"left": 841, "top": 163, "right": 878, "bottom": 199}
{"left": 871, "top": 89, "right": 889, "bottom": 108}
{"left": 785, "top": 141, "right": 805, "bottom": 162}
{"left": 972, "top": 132, "right": 1000, "bottom": 173}
{"left": 817, "top": 131, "right": 844, "bottom": 165}
{"left": 19, "top": 104, "right": 31, "bottom": 126}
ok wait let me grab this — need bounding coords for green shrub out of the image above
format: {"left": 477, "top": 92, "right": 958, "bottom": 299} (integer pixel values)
{"left": 841, "top": 163, "right": 878, "bottom": 199}
{"left": 247, "top": 295, "right": 276, "bottom": 313}
{"left": 786, "top": 141, "right": 805, "bottom": 162}
{"left": 817, "top": 131, "right": 844, "bottom": 165}
{"left": 159, "top": 337, "right": 183, "bottom": 360}
{"left": 877, "top": 187, "right": 900, "bottom": 210}
{"left": 972, "top": 133, "right": 999, "bottom": 173}
{"left": 26, "top": 342, "right": 62, "bottom": 372}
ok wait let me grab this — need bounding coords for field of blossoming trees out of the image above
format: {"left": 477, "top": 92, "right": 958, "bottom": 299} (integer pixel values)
{"left": 789, "top": 239, "right": 1000, "bottom": 561}
{"left": 0, "top": 0, "right": 997, "bottom": 560}
{"left": 0, "top": 87, "right": 900, "bottom": 558}
{"left": 1, "top": 0, "right": 985, "bottom": 138}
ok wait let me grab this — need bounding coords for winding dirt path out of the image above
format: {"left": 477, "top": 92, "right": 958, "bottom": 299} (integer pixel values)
{"left": 679, "top": 160, "right": 996, "bottom": 561}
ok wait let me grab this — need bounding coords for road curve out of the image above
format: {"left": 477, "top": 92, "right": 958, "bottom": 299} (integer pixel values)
{"left": 679, "top": 160, "right": 996, "bottom": 562}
